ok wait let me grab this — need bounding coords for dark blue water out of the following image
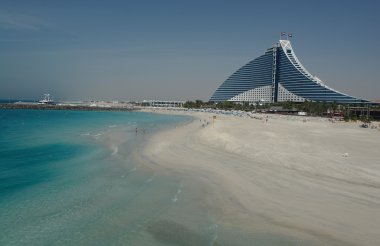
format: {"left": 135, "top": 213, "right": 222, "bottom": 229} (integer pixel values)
{"left": 0, "top": 99, "right": 36, "bottom": 104}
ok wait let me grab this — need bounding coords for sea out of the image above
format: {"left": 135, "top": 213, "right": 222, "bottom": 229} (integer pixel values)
{"left": 0, "top": 109, "right": 199, "bottom": 245}
{"left": 0, "top": 109, "right": 317, "bottom": 246}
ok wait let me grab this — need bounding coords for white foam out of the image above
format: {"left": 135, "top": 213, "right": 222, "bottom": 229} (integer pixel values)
{"left": 209, "top": 223, "right": 218, "bottom": 246}
{"left": 109, "top": 124, "right": 117, "bottom": 128}
{"left": 111, "top": 145, "right": 118, "bottom": 155}
{"left": 80, "top": 133, "right": 90, "bottom": 136}
{"left": 208, "top": 223, "right": 218, "bottom": 230}
{"left": 146, "top": 176, "right": 155, "bottom": 183}
{"left": 207, "top": 213, "right": 219, "bottom": 245}
{"left": 129, "top": 167, "right": 137, "bottom": 172}
{"left": 172, "top": 183, "right": 183, "bottom": 202}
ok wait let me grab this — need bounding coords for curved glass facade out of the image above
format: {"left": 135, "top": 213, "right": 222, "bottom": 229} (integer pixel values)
{"left": 210, "top": 50, "right": 273, "bottom": 102}
{"left": 210, "top": 40, "right": 369, "bottom": 103}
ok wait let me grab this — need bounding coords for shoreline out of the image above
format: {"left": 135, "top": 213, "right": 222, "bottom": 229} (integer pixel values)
{"left": 138, "top": 108, "right": 380, "bottom": 245}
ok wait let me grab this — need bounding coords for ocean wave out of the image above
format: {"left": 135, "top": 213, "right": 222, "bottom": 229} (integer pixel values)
{"left": 129, "top": 167, "right": 137, "bottom": 172}
{"left": 172, "top": 183, "right": 183, "bottom": 202}
{"left": 146, "top": 176, "right": 155, "bottom": 183}
{"left": 209, "top": 223, "right": 218, "bottom": 246}
{"left": 93, "top": 132, "right": 103, "bottom": 139}
{"left": 110, "top": 145, "right": 118, "bottom": 155}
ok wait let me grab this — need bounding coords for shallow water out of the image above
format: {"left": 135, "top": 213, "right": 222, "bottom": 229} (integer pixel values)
{"left": 0, "top": 109, "right": 318, "bottom": 245}
{"left": 0, "top": 110, "right": 193, "bottom": 245}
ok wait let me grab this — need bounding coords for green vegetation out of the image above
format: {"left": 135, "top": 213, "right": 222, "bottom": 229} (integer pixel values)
{"left": 183, "top": 100, "right": 377, "bottom": 121}
{"left": 183, "top": 100, "right": 341, "bottom": 115}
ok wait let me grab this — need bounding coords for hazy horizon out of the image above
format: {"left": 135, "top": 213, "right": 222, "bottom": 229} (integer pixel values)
{"left": 1, "top": 0, "right": 379, "bottom": 102}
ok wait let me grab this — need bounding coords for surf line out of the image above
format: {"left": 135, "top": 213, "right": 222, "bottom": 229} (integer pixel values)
{"left": 111, "top": 145, "right": 118, "bottom": 155}
{"left": 209, "top": 223, "right": 218, "bottom": 246}
{"left": 172, "top": 182, "right": 183, "bottom": 203}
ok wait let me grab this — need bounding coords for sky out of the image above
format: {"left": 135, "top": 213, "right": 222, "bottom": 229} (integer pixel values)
{"left": 0, "top": 0, "right": 379, "bottom": 101}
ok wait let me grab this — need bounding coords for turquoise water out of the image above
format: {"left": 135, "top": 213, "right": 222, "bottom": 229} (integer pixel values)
{"left": 0, "top": 109, "right": 319, "bottom": 246}
{"left": 0, "top": 109, "right": 200, "bottom": 245}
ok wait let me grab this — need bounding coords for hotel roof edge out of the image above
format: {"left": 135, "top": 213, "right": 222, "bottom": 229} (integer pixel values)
{"left": 278, "top": 39, "right": 371, "bottom": 103}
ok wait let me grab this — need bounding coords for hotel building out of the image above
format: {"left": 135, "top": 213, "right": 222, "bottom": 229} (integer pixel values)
{"left": 210, "top": 40, "right": 369, "bottom": 103}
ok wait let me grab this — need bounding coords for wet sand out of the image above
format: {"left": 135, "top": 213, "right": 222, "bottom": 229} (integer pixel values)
{"left": 140, "top": 109, "right": 380, "bottom": 245}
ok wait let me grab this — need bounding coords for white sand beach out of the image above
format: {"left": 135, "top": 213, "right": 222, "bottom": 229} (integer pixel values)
{"left": 141, "top": 109, "right": 380, "bottom": 245}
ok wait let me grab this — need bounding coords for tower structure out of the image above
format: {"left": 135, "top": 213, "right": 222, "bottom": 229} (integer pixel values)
{"left": 210, "top": 39, "right": 369, "bottom": 103}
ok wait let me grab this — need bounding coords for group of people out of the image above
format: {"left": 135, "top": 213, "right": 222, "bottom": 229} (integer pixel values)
{"left": 200, "top": 118, "right": 210, "bottom": 128}
{"left": 135, "top": 127, "right": 146, "bottom": 135}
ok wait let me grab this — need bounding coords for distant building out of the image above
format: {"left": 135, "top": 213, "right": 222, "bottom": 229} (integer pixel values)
{"left": 142, "top": 100, "right": 184, "bottom": 108}
{"left": 39, "top": 93, "right": 54, "bottom": 104}
{"left": 210, "top": 39, "right": 370, "bottom": 103}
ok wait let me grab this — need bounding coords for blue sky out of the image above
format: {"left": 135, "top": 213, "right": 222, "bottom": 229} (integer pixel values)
{"left": 0, "top": 0, "right": 379, "bottom": 101}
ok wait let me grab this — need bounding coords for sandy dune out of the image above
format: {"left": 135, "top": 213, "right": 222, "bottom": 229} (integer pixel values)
{"left": 142, "top": 110, "right": 380, "bottom": 245}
